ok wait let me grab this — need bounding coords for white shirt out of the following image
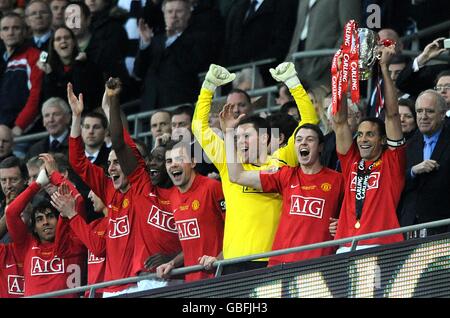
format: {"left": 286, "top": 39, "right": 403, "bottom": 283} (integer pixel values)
{"left": 85, "top": 149, "right": 100, "bottom": 163}
{"left": 49, "top": 130, "right": 68, "bottom": 145}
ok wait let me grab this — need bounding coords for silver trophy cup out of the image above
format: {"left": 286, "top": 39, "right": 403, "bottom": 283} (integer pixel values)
{"left": 358, "top": 28, "right": 380, "bottom": 80}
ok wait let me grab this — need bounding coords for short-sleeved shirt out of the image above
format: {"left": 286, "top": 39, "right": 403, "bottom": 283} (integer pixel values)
{"left": 171, "top": 175, "right": 225, "bottom": 281}
{"left": 335, "top": 143, "right": 406, "bottom": 246}
{"left": 260, "top": 166, "right": 344, "bottom": 266}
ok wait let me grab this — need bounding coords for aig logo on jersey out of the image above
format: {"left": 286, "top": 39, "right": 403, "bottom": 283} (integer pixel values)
{"left": 8, "top": 275, "right": 24, "bottom": 295}
{"left": 176, "top": 218, "right": 200, "bottom": 241}
{"left": 109, "top": 216, "right": 130, "bottom": 238}
{"left": 350, "top": 172, "right": 380, "bottom": 191}
{"left": 147, "top": 206, "right": 177, "bottom": 234}
{"left": 290, "top": 195, "right": 325, "bottom": 219}
{"left": 31, "top": 256, "right": 65, "bottom": 275}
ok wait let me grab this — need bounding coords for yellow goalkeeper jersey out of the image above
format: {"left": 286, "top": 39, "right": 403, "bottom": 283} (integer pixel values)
{"left": 192, "top": 85, "right": 318, "bottom": 260}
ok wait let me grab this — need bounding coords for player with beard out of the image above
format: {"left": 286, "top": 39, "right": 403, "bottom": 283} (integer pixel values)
{"left": 332, "top": 45, "right": 405, "bottom": 252}
{"left": 156, "top": 141, "right": 225, "bottom": 282}
{"left": 104, "top": 78, "right": 181, "bottom": 275}
{"left": 223, "top": 102, "right": 344, "bottom": 265}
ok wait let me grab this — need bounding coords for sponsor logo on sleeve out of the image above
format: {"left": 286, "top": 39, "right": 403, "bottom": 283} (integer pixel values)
{"left": 290, "top": 195, "right": 325, "bottom": 219}
{"left": 176, "top": 218, "right": 201, "bottom": 241}
{"left": 219, "top": 199, "right": 226, "bottom": 212}
{"left": 108, "top": 216, "right": 130, "bottom": 238}
{"left": 88, "top": 251, "right": 105, "bottom": 264}
{"left": 147, "top": 206, "right": 178, "bottom": 234}
{"left": 31, "top": 256, "right": 65, "bottom": 275}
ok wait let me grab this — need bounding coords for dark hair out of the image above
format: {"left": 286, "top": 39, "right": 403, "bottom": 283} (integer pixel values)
{"left": 280, "top": 101, "right": 297, "bottom": 113}
{"left": 164, "top": 140, "right": 194, "bottom": 160}
{"left": 398, "top": 97, "right": 417, "bottom": 122}
{"left": 358, "top": 117, "right": 386, "bottom": 138}
{"left": 82, "top": 111, "right": 108, "bottom": 129}
{"left": 237, "top": 115, "right": 271, "bottom": 144}
{"left": 47, "top": 26, "right": 79, "bottom": 73}
{"left": 0, "top": 12, "right": 26, "bottom": 28}
{"left": 267, "top": 113, "right": 298, "bottom": 145}
{"left": 436, "top": 70, "right": 450, "bottom": 84}
{"left": 51, "top": 152, "right": 70, "bottom": 174}
{"left": 295, "top": 123, "right": 325, "bottom": 145}
{"left": 389, "top": 54, "right": 410, "bottom": 65}
{"left": 29, "top": 199, "right": 59, "bottom": 239}
{"left": 172, "top": 105, "right": 194, "bottom": 121}
{"left": 0, "top": 156, "right": 28, "bottom": 180}
{"left": 228, "top": 88, "right": 251, "bottom": 104}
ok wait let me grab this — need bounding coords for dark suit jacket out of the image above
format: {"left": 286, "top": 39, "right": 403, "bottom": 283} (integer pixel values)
{"left": 398, "top": 127, "right": 450, "bottom": 235}
{"left": 26, "top": 132, "right": 69, "bottom": 160}
{"left": 222, "top": 0, "right": 297, "bottom": 84}
{"left": 92, "top": 143, "right": 111, "bottom": 170}
{"left": 134, "top": 28, "right": 213, "bottom": 111}
{"left": 396, "top": 61, "right": 450, "bottom": 98}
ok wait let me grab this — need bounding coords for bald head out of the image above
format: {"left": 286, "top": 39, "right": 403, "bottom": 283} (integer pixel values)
{"left": 0, "top": 125, "right": 13, "bottom": 158}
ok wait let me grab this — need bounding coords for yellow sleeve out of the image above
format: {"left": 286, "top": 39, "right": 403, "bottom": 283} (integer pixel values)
{"left": 192, "top": 88, "right": 226, "bottom": 173}
{"left": 272, "top": 84, "right": 319, "bottom": 166}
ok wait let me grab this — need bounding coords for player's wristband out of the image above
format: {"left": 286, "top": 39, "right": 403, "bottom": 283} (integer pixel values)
{"left": 387, "top": 137, "right": 406, "bottom": 147}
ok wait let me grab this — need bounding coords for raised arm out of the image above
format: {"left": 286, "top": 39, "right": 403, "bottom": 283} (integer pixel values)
{"left": 379, "top": 45, "right": 403, "bottom": 145}
{"left": 105, "top": 78, "right": 139, "bottom": 177}
{"left": 332, "top": 96, "right": 354, "bottom": 155}
{"left": 192, "top": 64, "right": 235, "bottom": 172}
{"left": 221, "top": 104, "right": 262, "bottom": 190}
{"left": 270, "top": 62, "right": 319, "bottom": 165}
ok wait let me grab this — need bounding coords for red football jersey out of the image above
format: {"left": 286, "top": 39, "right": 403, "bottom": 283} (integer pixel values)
{"left": 0, "top": 243, "right": 24, "bottom": 298}
{"left": 260, "top": 166, "right": 344, "bottom": 266}
{"left": 171, "top": 175, "right": 225, "bottom": 282}
{"left": 335, "top": 143, "right": 405, "bottom": 246}
{"left": 121, "top": 129, "right": 181, "bottom": 275}
{"left": 6, "top": 182, "right": 86, "bottom": 297}
{"left": 85, "top": 217, "right": 108, "bottom": 297}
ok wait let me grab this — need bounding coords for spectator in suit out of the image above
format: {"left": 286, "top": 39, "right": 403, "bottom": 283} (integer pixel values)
{"left": 226, "top": 88, "right": 253, "bottom": 117}
{"left": 399, "top": 90, "right": 450, "bottom": 236}
{"left": 286, "top": 0, "right": 361, "bottom": 86}
{"left": 0, "top": 12, "right": 44, "bottom": 137}
{"left": 49, "top": 0, "right": 68, "bottom": 29}
{"left": 25, "top": 0, "right": 53, "bottom": 50}
{"left": 0, "top": 157, "right": 28, "bottom": 243}
{"left": 435, "top": 70, "right": 450, "bottom": 114}
{"left": 396, "top": 37, "right": 450, "bottom": 98}
{"left": 134, "top": 0, "right": 213, "bottom": 110}
{"left": 81, "top": 112, "right": 110, "bottom": 169}
{"left": 150, "top": 110, "right": 172, "bottom": 149}
{"left": 27, "top": 97, "right": 71, "bottom": 159}
{"left": 65, "top": 2, "right": 131, "bottom": 101}
{"left": 223, "top": 0, "right": 298, "bottom": 85}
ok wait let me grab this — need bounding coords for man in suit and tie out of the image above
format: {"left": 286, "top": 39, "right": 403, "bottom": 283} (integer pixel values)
{"left": 223, "top": 0, "right": 298, "bottom": 86}
{"left": 25, "top": 0, "right": 53, "bottom": 50}
{"left": 81, "top": 112, "right": 110, "bottom": 169}
{"left": 134, "top": 0, "right": 213, "bottom": 110}
{"left": 399, "top": 90, "right": 450, "bottom": 236}
{"left": 286, "top": 0, "right": 361, "bottom": 86}
{"left": 27, "top": 97, "right": 71, "bottom": 159}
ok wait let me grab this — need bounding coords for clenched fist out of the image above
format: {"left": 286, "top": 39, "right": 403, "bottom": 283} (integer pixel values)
{"left": 269, "top": 62, "right": 300, "bottom": 89}
{"left": 202, "top": 64, "right": 236, "bottom": 91}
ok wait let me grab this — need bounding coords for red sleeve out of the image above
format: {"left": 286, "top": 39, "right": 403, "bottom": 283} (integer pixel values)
{"left": 68, "top": 214, "right": 106, "bottom": 257}
{"left": 69, "top": 136, "right": 110, "bottom": 202}
{"left": 260, "top": 167, "right": 288, "bottom": 194}
{"left": 123, "top": 128, "right": 147, "bottom": 170}
{"left": 5, "top": 182, "right": 40, "bottom": 245}
{"left": 337, "top": 143, "right": 360, "bottom": 175}
{"left": 14, "top": 49, "right": 43, "bottom": 129}
{"left": 49, "top": 171, "right": 87, "bottom": 220}
{"left": 212, "top": 180, "right": 226, "bottom": 219}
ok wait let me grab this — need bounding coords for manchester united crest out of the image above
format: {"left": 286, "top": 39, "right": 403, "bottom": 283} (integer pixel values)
{"left": 191, "top": 200, "right": 200, "bottom": 211}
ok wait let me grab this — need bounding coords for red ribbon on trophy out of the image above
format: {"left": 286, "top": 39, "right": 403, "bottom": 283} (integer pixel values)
{"left": 331, "top": 20, "right": 360, "bottom": 115}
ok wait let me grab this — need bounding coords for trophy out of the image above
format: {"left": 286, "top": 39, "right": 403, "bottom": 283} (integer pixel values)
{"left": 358, "top": 28, "right": 380, "bottom": 80}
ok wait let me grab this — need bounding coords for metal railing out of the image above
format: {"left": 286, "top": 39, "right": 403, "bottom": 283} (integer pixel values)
{"left": 27, "top": 218, "right": 450, "bottom": 298}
